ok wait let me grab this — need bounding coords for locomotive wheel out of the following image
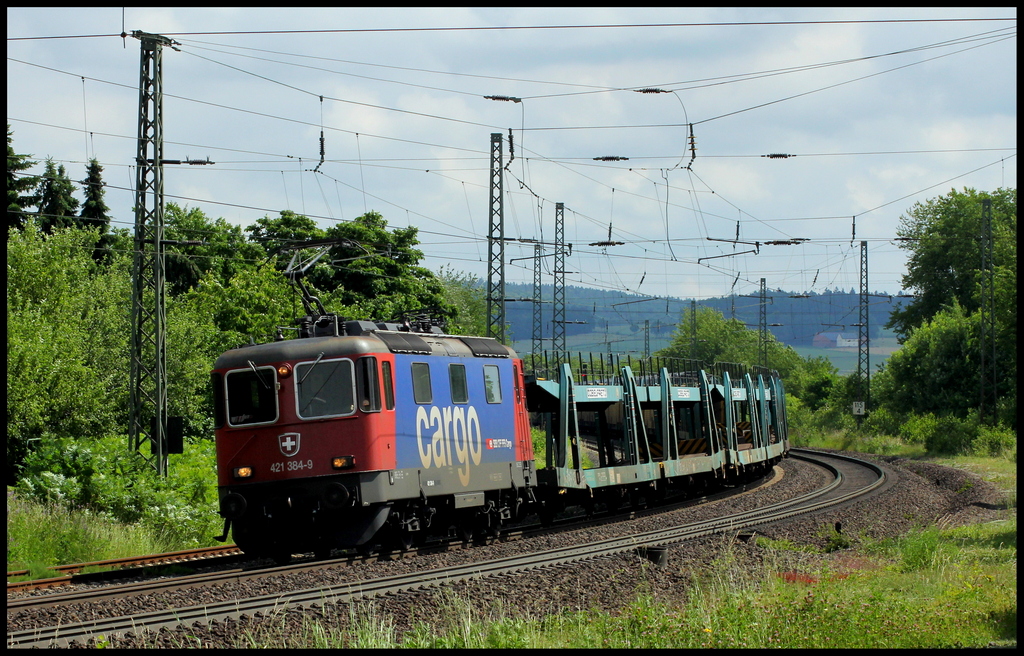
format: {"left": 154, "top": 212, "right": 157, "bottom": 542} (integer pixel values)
{"left": 314, "top": 541, "right": 334, "bottom": 560}
{"left": 272, "top": 551, "right": 293, "bottom": 566}
{"left": 485, "top": 515, "right": 503, "bottom": 541}
{"left": 387, "top": 526, "right": 418, "bottom": 552}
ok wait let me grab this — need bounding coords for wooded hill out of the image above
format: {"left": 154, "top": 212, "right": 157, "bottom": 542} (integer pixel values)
{"left": 501, "top": 282, "right": 907, "bottom": 353}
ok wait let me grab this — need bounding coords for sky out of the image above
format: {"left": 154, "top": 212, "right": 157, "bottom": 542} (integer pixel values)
{"left": 7, "top": 7, "right": 1017, "bottom": 317}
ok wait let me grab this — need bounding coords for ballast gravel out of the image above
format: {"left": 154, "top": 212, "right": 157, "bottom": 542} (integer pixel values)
{"left": 6, "top": 450, "right": 1011, "bottom": 648}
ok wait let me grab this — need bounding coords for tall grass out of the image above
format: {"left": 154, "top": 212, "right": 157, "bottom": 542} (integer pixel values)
{"left": 6, "top": 490, "right": 177, "bottom": 579}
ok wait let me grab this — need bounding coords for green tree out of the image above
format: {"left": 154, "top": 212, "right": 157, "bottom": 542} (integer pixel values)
{"left": 78, "top": 158, "right": 110, "bottom": 233}
{"left": 874, "top": 300, "right": 1015, "bottom": 429}
{"left": 245, "top": 209, "right": 326, "bottom": 258}
{"left": 78, "top": 158, "right": 121, "bottom": 263}
{"left": 7, "top": 124, "right": 40, "bottom": 232}
{"left": 436, "top": 266, "right": 487, "bottom": 336}
{"left": 317, "top": 211, "right": 453, "bottom": 322}
{"left": 36, "top": 158, "right": 81, "bottom": 234}
{"left": 785, "top": 355, "right": 839, "bottom": 412}
{"left": 656, "top": 306, "right": 802, "bottom": 378}
{"left": 887, "top": 187, "right": 1016, "bottom": 338}
{"left": 883, "top": 187, "right": 1016, "bottom": 428}
{"left": 7, "top": 222, "right": 131, "bottom": 482}
{"left": 179, "top": 260, "right": 300, "bottom": 344}
{"left": 655, "top": 302, "right": 798, "bottom": 376}
{"left": 164, "top": 203, "right": 267, "bottom": 295}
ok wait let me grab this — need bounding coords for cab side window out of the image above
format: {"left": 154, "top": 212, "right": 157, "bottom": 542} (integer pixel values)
{"left": 381, "top": 360, "right": 395, "bottom": 410}
{"left": 449, "top": 363, "right": 468, "bottom": 404}
{"left": 412, "top": 362, "right": 432, "bottom": 404}
{"left": 356, "top": 356, "right": 381, "bottom": 413}
{"left": 483, "top": 365, "right": 502, "bottom": 404}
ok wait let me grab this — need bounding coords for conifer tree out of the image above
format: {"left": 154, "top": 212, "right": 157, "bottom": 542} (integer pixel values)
{"left": 6, "top": 124, "right": 40, "bottom": 232}
{"left": 79, "top": 158, "right": 110, "bottom": 233}
{"left": 37, "top": 157, "right": 81, "bottom": 233}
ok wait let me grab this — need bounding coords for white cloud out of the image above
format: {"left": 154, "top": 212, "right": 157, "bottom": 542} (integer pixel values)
{"left": 7, "top": 6, "right": 1016, "bottom": 298}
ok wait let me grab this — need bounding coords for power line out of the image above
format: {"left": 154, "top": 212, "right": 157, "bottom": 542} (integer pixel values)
{"left": 12, "top": 117, "right": 1014, "bottom": 167}
{"left": 519, "top": 26, "right": 1016, "bottom": 100}
{"left": 177, "top": 38, "right": 620, "bottom": 92}
{"left": 9, "top": 16, "right": 1016, "bottom": 40}
{"left": 693, "top": 32, "right": 1016, "bottom": 125}
{"left": 178, "top": 49, "right": 503, "bottom": 130}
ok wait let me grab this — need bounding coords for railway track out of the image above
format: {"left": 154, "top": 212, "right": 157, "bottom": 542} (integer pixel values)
{"left": 6, "top": 545, "right": 245, "bottom": 594}
{"left": 7, "top": 449, "right": 885, "bottom": 648}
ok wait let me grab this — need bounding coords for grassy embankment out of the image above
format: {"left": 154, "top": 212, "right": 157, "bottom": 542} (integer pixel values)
{"left": 7, "top": 429, "right": 1016, "bottom": 648}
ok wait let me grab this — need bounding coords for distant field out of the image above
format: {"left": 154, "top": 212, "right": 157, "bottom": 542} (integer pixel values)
{"left": 513, "top": 333, "right": 902, "bottom": 377}
{"left": 793, "top": 338, "right": 902, "bottom": 375}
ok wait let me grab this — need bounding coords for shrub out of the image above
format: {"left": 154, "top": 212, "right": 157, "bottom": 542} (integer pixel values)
{"left": 973, "top": 423, "right": 1016, "bottom": 458}
{"left": 14, "top": 434, "right": 221, "bottom": 548}
{"left": 895, "top": 411, "right": 1016, "bottom": 457}
{"left": 863, "top": 406, "right": 903, "bottom": 436}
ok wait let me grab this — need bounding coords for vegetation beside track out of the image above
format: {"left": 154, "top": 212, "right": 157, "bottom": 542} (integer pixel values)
{"left": 10, "top": 445, "right": 1015, "bottom": 648}
{"left": 219, "top": 443, "right": 1017, "bottom": 648}
{"left": 220, "top": 503, "right": 1015, "bottom": 648}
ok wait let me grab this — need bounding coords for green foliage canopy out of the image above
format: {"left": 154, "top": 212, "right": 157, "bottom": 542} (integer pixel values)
{"left": 879, "top": 187, "right": 1016, "bottom": 428}
{"left": 7, "top": 222, "right": 131, "bottom": 481}
{"left": 888, "top": 187, "right": 1016, "bottom": 338}
{"left": 655, "top": 306, "right": 802, "bottom": 378}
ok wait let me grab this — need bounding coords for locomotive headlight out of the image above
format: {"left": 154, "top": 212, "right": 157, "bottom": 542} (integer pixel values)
{"left": 332, "top": 455, "right": 356, "bottom": 470}
{"left": 233, "top": 466, "right": 254, "bottom": 479}
{"left": 276, "top": 363, "right": 292, "bottom": 378}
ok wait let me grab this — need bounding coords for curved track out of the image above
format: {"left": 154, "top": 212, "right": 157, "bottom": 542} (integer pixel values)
{"left": 7, "top": 449, "right": 885, "bottom": 648}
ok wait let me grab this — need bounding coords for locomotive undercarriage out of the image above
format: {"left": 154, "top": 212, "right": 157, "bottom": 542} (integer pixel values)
{"left": 219, "top": 463, "right": 536, "bottom": 560}
{"left": 372, "top": 487, "right": 525, "bottom": 552}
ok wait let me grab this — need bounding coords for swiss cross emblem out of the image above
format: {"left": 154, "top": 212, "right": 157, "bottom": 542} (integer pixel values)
{"left": 279, "top": 432, "right": 301, "bottom": 457}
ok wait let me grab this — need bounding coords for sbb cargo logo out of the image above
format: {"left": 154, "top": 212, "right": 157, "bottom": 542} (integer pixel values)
{"left": 414, "top": 405, "right": 515, "bottom": 487}
{"left": 416, "top": 405, "right": 481, "bottom": 487}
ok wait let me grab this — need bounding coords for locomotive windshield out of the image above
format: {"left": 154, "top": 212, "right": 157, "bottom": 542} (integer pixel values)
{"left": 226, "top": 366, "right": 279, "bottom": 426}
{"left": 296, "top": 358, "right": 356, "bottom": 418}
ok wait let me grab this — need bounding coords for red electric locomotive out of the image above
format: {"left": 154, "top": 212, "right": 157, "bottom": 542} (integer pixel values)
{"left": 211, "top": 314, "right": 535, "bottom": 561}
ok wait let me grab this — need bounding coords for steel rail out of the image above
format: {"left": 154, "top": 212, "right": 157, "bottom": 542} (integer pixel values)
{"left": 7, "top": 545, "right": 243, "bottom": 593}
{"left": 9, "top": 450, "right": 883, "bottom": 648}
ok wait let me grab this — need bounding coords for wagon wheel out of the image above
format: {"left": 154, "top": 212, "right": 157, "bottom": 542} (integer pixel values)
{"left": 604, "top": 490, "right": 622, "bottom": 515}
{"left": 538, "top": 503, "right": 558, "bottom": 527}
